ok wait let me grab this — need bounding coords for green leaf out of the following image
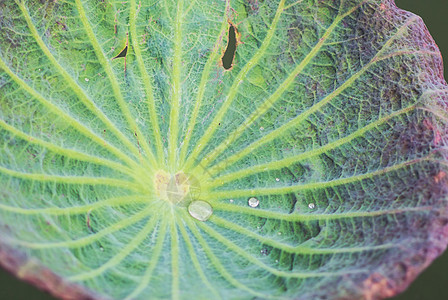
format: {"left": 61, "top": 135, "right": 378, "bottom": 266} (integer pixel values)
{"left": 1, "top": 0, "right": 448, "bottom": 299}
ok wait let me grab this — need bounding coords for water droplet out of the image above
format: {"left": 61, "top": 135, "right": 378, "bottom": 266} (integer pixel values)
{"left": 277, "top": 232, "right": 282, "bottom": 235}
{"left": 248, "top": 197, "right": 259, "bottom": 208}
{"left": 275, "top": 259, "right": 279, "bottom": 263}
{"left": 100, "top": 246, "right": 104, "bottom": 252}
{"left": 308, "top": 203, "right": 315, "bottom": 209}
{"left": 188, "top": 200, "right": 213, "bottom": 221}
{"left": 275, "top": 178, "right": 280, "bottom": 182}
{"left": 260, "top": 127, "right": 264, "bottom": 131}
{"left": 229, "top": 199, "right": 234, "bottom": 203}
{"left": 260, "top": 248, "right": 268, "bottom": 255}
{"left": 85, "top": 78, "right": 89, "bottom": 82}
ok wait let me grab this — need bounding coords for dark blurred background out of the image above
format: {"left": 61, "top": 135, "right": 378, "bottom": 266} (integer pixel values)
{"left": 1, "top": 0, "right": 447, "bottom": 299}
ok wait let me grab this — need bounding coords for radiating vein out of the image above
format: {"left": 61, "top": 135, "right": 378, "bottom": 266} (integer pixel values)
{"left": 15, "top": 1, "right": 143, "bottom": 163}
{"left": 212, "top": 202, "right": 433, "bottom": 222}
{"left": 0, "top": 54, "right": 142, "bottom": 171}
{"left": 0, "top": 165, "right": 140, "bottom": 191}
{"left": 206, "top": 105, "right": 416, "bottom": 185}
{"left": 0, "top": 195, "right": 148, "bottom": 216}
{"left": 200, "top": 15, "right": 421, "bottom": 177}
{"left": 0, "top": 118, "right": 134, "bottom": 177}
{"left": 74, "top": 0, "right": 157, "bottom": 169}
{"left": 197, "top": 220, "right": 368, "bottom": 278}
{"left": 283, "top": 0, "right": 305, "bottom": 11}
{"left": 182, "top": 0, "right": 198, "bottom": 18}
{"left": 177, "top": 218, "right": 221, "bottom": 299}
{"left": 195, "top": 2, "right": 359, "bottom": 171}
{"left": 6, "top": 205, "right": 153, "bottom": 249}
{"left": 167, "top": 0, "right": 184, "bottom": 170}
{"left": 130, "top": 0, "right": 164, "bottom": 160}
{"left": 171, "top": 220, "right": 180, "bottom": 300}
{"left": 210, "top": 215, "right": 395, "bottom": 255}
{"left": 178, "top": 0, "right": 230, "bottom": 166}
{"left": 124, "top": 219, "right": 168, "bottom": 300}
{"left": 69, "top": 215, "right": 159, "bottom": 281}
{"left": 208, "top": 157, "right": 424, "bottom": 199}
{"left": 183, "top": 214, "right": 266, "bottom": 298}
{"left": 417, "top": 89, "right": 448, "bottom": 121}
{"left": 182, "top": 0, "right": 286, "bottom": 172}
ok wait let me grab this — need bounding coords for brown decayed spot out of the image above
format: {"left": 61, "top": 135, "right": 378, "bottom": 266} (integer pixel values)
{"left": 361, "top": 273, "right": 395, "bottom": 300}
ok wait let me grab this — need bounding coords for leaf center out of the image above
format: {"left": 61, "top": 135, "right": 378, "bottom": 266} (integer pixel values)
{"left": 153, "top": 170, "right": 201, "bottom": 205}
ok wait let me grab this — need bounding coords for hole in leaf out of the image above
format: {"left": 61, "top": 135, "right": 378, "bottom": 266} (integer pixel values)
{"left": 112, "top": 33, "right": 129, "bottom": 73}
{"left": 112, "top": 44, "right": 128, "bottom": 60}
{"left": 221, "top": 23, "right": 237, "bottom": 70}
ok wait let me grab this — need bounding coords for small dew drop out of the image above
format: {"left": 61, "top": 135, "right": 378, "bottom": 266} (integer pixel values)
{"left": 100, "top": 246, "right": 104, "bottom": 252}
{"left": 277, "top": 232, "right": 282, "bottom": 235}
{"left": 275, "top": 259, "right": 279, "bottom": 263}
{"left": 229, "top": 199, "right": 234, "bottom": 203}
{"left": 85, "top": 78, "right": 89, "bottom": 82}
{"left": 308, "top": 203, "right": 315, "bottom": 209}
{"left": 188, "top": 200, "right": 213, "bottom": 222}
{"left": 260, "top": 127, "right": 264, "bottom": 131}
{"left": 248, "top": 197, "right": 259, "bottom": 208}
{"left": 260, "top": 248, "right": 268, "bottom": 256}
{"left": 275, "top": 178, "right": 280, "bottom": 182}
